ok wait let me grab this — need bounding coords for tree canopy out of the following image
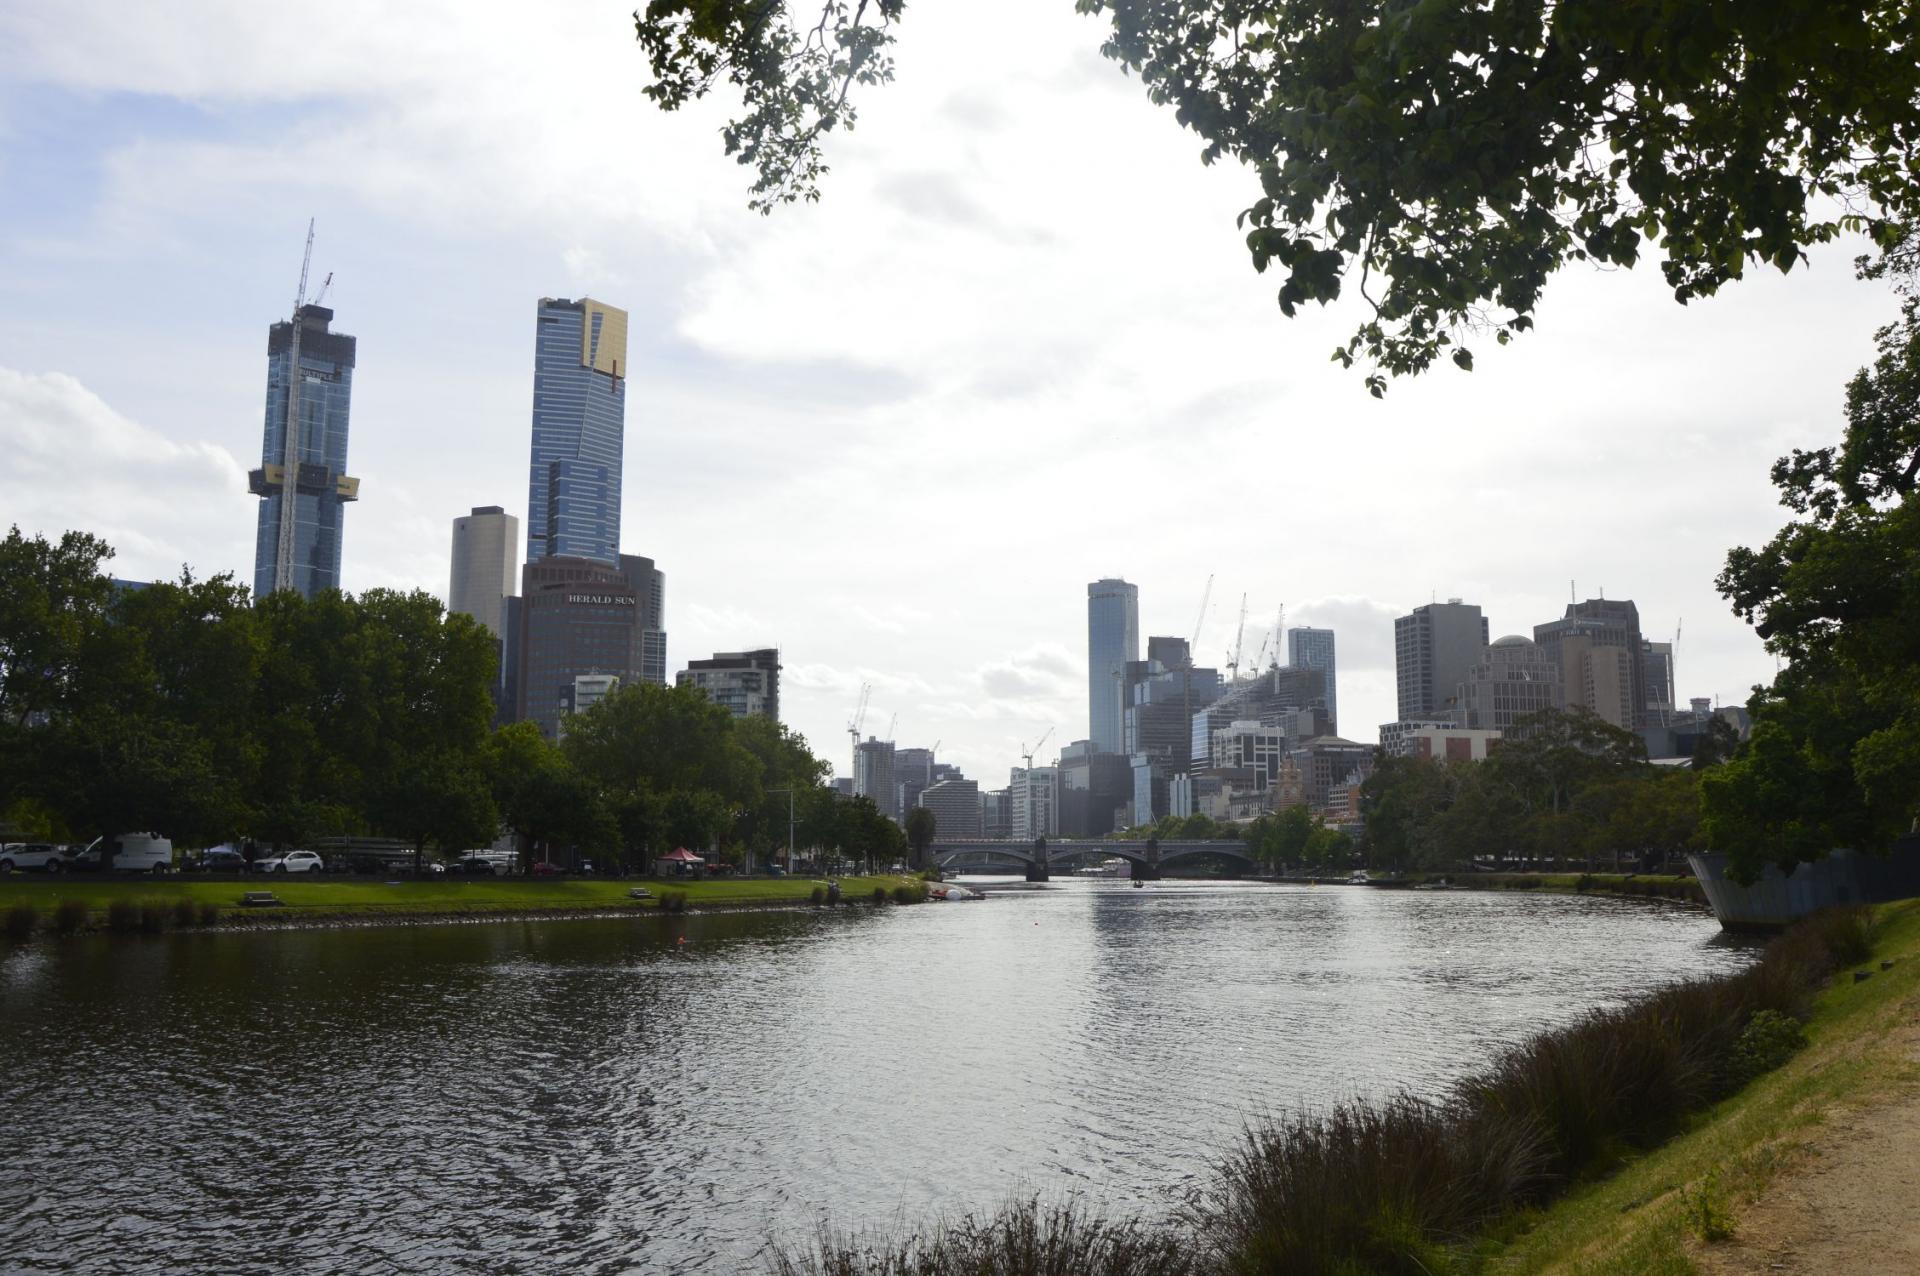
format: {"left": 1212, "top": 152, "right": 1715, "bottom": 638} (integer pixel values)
{"left": 1704, "top": 242, "right": 1920, "bottom": 879}
{"left": 635, "top": 1, "right": 1920, "bottom": 390}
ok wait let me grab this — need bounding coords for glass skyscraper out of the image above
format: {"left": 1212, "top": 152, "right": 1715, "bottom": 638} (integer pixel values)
{"left": 1287, "top": 626, "right": 1339, "bottom": 733}
{"left": 249, "top": 304, "right": 358, "bottom": 599}
{"left": 527, "top": 297, "right": 628, "bottom": 565}
{"left": 1087, "top": 578, "right": 1140, "bottom": 754}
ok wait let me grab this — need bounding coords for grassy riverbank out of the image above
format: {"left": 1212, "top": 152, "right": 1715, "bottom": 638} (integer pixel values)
{"left": 1470, "top": 897, "right": 1920, "bottom": 1275}
{"left": 0, "top": 873, "right": 920, "bottom": 927}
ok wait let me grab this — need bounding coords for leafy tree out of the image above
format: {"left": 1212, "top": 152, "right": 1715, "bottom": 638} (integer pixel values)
{"left": 1707, "top": 253, "right": 1920, "bottom": 878}
{"left": 635, "top": 1, "right": 1920, "bottom": 389}
{"left": 1485, "top": 707, "right": 1647, "bottom": 817}
{"left": 1247, "top": 802, "right": 1315, "bottom": 870}
{"left": 486, "top": 722, "right": 615, "bottom": 870}
{"left": 904, "top": 804, "right": 936, "bottom": 868}
{"left": 0, "top": 526, "right": 116, "bottom": 728}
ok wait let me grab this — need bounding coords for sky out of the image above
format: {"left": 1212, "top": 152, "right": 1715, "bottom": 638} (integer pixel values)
{"left": 0, "top": 1, "right": 1895, "bottom": 788}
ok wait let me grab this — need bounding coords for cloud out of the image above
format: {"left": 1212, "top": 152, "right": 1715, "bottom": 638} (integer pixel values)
{"left": 1289, "top": 597, "right": 1404, "bottom": 673}
{"left": 0, "top": 367, "right": 249, "bottom": 582}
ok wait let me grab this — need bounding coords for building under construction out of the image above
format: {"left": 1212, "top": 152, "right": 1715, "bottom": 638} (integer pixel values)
{"left": 250, "top": 233, "right": 359, "bottom": 600}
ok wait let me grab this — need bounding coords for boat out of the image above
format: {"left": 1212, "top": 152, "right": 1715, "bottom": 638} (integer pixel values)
{"left": 929, "top": 885, "right": 980, "bottom": 902}
{"left": 1347, "top": 871, "right": 1371, "bottom": 886}
{"left": 1073, "top": 857, "right": 1132, "bottom": 879}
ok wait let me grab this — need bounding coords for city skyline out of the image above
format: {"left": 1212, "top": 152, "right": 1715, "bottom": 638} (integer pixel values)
{"left": 0, "top": 0, "right": 1882, "bottom": 785}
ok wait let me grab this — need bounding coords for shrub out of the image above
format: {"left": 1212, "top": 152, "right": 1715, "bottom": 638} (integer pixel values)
{"left": 3, "top": 904, "right": 37, "bottom": 942}
{"left": 770, "top": 1197, "right": 1196, "bottom": 1276}
{"left": 1728, "top": 1009, "right": 1808, "bottom": 1088}
{"left": 872, "top": 886, "right": 889, "bottom": 904}
{"left": 893, "top": 882, "right": 929, "bottom": 905}
{"left": 106, "top": 899, "right": 140, "bottom": 934}
{"left": 659, "top": 889, "right": 689, "bottom": 915}
{"left": 138, "top": 899, "right": 169, "bottom": 934}
{"left": 53, "top": 899, "right": 88, "bottom": 936}
{"left": 809, "top": 885, "right": 826, "bottom": 906}
{"left": 197, "top": 902, "right": 221, "bottom": 927}
{"left": 1682, "top": 1168, "right": 1735, "bottom": 1243}
{"left": 172, "top": 898, "right": 198, "bottom": 929}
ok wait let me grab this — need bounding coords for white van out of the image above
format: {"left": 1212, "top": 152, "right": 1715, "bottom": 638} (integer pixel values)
{"left": 65, "top": 833, "right": 175, "bottom": 874}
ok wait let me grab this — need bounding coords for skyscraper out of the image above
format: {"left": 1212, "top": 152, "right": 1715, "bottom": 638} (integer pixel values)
{"left": 1394, "top": 600, "right": 1488, "bottom": 721}
{"left": 527, "top": 297, "right": 628, "bottom": 565}
{"left": 515, "top": 552, "right": 666, "bottom": 739}
{"left": 449, "top": 506, "right": 520, "bottom": 638}
{"left": 1287, "top": 626, "right": 1338, "bottom": 732}
{"left": 1087, "top": 578, "right": 1140, "bottom": 754}
{"left": 1535, "top": 598, "right": 1646, "bottom": 730}
{"left": 250, "top": 304, "right": 359, "bottom": 599}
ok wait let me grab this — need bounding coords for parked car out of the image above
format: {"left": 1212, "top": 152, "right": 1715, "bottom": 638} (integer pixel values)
{"left": 530, "top": 861, "right": 562, "bottom": 877}
{"left": 448, "top": 857, "right": 502, "bottom": 877}
{"left": 188, "top": 848, "right": 246, "bottom": 873}
{"left": 62, "top": 834, "right": 174, "bottom": 874}
{"left": 0, "top": 843, "right": 69, "bottom": 874}
{"left": 255, "top": 850, "right": 325, "bottom": 874}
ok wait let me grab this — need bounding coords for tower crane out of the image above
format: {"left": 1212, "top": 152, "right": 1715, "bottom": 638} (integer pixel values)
{"left": 884, "top": 712, "right": 898, "bottom": 745}
{"left": 846, "top": 682, "right": 871, "bottom": 784}
{"left": 1225, "top": 593, "right": 1249, "bottom": 683}
{"left": 273, "top": 219, "right": 317, "bottom": 594}
{"left": 312, "top": 271, "right": 333, "bottom": 308}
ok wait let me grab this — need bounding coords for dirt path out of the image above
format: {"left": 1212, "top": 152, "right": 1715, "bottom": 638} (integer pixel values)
{"left": 1697, "top": 1011, "right": 1920, "bottom": 1275}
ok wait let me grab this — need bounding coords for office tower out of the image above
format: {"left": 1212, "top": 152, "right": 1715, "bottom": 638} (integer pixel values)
{"left": 918, "top": 778, "right": 983, "bottom": 838}
{"left": 1287, "top": 626, "right": 1338, "bottom": 731}
{"left": 1010, "top": 765, "right": 1059, "bottom": 839}
{"left": 250, "top": 303, "right": 359, "bottom": 599}
{"left": 514, "top": 553, "right": 665, "bottom": 739}
{"left": 1394, "top": 600, "right": 1489, "bottom": 720}
{"left": 1534, "top": 598, "right": 1645, "bottom": 730}
{"left": 1454, "top": 635, "right": 1564, "bottom": 730}
{"left": 1643, "top": 639, "right": 1675, "bottom": 726}
{"left": 678, "top": 648, "right": 781, "bottom": 720}
{"left": 450, "top": 506, "right": 519, "bottom": 637}
{"left": 1057, "top": 739, "right": 1132, "bottom": 836}
{"left": 527, "top": 297, "right": 628, "bottom": 566}
{"left": 854, "top": 738, "right": 899, "bottom": 819}
{"left": 1087, "top": 578, "right": 1140, "bottom": 754}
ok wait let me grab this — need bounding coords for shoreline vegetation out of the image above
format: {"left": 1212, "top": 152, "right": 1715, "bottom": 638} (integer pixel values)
{"left": 0, "top": 874, "right": 925, "bottom": 937}
{"left": 769, "top": 902, "right": 1910, "bottom": 1276}
{"left": 0, "top": 871, "right": 1703, "bottom": 941}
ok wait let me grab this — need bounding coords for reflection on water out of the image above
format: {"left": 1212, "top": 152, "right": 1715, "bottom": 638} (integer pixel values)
{"left": 0, "top": 881, "right": 1754, "bottom": 1273}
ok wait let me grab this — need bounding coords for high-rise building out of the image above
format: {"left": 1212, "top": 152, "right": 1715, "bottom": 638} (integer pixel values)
{"left": 1287, "top": 626, "right": 1339, "bottom": 731}
{"left": 527, "top": 297, "right": 628, "bottom": 566}
{"left": 1010, "top": 765, "right": 1059, "bottom": 839}
{"left": 1394, "top": 600, "right": 1488, "bottom": 721}
{"left": 514, "top": 553, "right": 666, "bottom": 738}
{"left": 1535, "top": 599, "right": 1645, "bottom": 730}
{"left": 1454, "top": 635, "right": 1563, "bottom": 730}
{"left": 678, "top": 648, "right": 780, "bottom": 720}
{"left": 250, "top": 304, "right": 359, "bottom": 599}
{"left": 1191, "top": 665, "right": 1328, "bottom": 767}
{"left": 917, "top": 778, "right": 982, "bottom": 838}
{"left": 854, "top": 738, "right": 899, "bottom": 820}
{"left": 450, "top": 506, "right": 519, "bottom": 638}
{"left": 1643, "top": 639, "right": 1675, "bottom": 726}
{"left": 1057, "top": 740, "right": 1132, "bottom": 837}
{"left": 1087, "top": 578, "right": 1140, "bottom": 754}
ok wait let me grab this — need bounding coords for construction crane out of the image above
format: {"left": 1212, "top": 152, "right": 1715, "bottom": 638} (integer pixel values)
{"left": 1225, "top": 593, "right": 1249, "bottom": 683}
{"left": 1272, "top": 603, "right": 1286, "bottom": 669}
{"left": 273, "top": 219, "right": 317, "bottom": 595}
{"left": 884, "top": 712, "right": 898, "bottom": 745}
{"left": 846, "top": 683, "right": 872, "bottom": 785}
{"left": 312, "top": 270, "right": 333, "bottom": 308}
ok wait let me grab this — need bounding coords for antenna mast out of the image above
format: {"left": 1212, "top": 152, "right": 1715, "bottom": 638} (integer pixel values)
{"left": 273, "top": 219, "right": 316, "bottom": 595}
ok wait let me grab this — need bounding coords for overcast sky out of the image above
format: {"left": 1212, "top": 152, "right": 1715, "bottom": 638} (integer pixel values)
{"left": 0, "top": 1, "right": 1894, "bottom": 787}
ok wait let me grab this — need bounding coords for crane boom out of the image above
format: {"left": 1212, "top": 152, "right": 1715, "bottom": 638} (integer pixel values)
{"left": 273, "top": 219, "right": 316, "bottom": 594}
{"left": 1226, "top": 593, "right": 1248, "bottom": 682}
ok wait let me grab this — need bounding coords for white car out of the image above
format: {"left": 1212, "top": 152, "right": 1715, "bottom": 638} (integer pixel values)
{"left": 0, "top": 843, "right": 69, "bottom": 873}
{"left": 257, "top": 850, "right": 325, "bottom": 874}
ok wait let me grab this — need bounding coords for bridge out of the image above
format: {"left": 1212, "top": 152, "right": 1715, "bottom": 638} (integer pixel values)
{"left": 930, "top": 838, "right": 1260, "bottom": 881}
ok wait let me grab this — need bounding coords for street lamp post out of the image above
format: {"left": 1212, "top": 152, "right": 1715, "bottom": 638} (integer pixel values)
{"left": 766, "top": 788, "right": 798, "bottom": 874}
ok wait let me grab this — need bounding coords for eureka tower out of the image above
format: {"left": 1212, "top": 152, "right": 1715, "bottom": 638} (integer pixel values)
{"left": 527, "top": 297, "right": 628, "bottom": 564}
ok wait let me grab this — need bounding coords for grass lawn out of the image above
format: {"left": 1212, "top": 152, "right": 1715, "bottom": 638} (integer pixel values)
{"left": 0, "top": 873, "right": 919, "bottom": 920}
{"left": 1470, "top": 898, "right": 1920, "bottom": 1274}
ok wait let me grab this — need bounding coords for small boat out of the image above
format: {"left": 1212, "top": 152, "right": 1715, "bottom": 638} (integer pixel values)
{"left": 930, "top": 885, "right": 980, "bottom": 902}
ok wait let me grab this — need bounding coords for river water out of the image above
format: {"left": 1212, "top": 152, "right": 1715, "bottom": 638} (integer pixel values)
{"left": 0, "top": 880, "right": 1753, "bottom": 1273}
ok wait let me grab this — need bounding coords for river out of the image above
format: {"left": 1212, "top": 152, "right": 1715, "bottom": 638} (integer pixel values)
{"left": 0, "top": 880, "right": 1754, "bottom": 1273}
